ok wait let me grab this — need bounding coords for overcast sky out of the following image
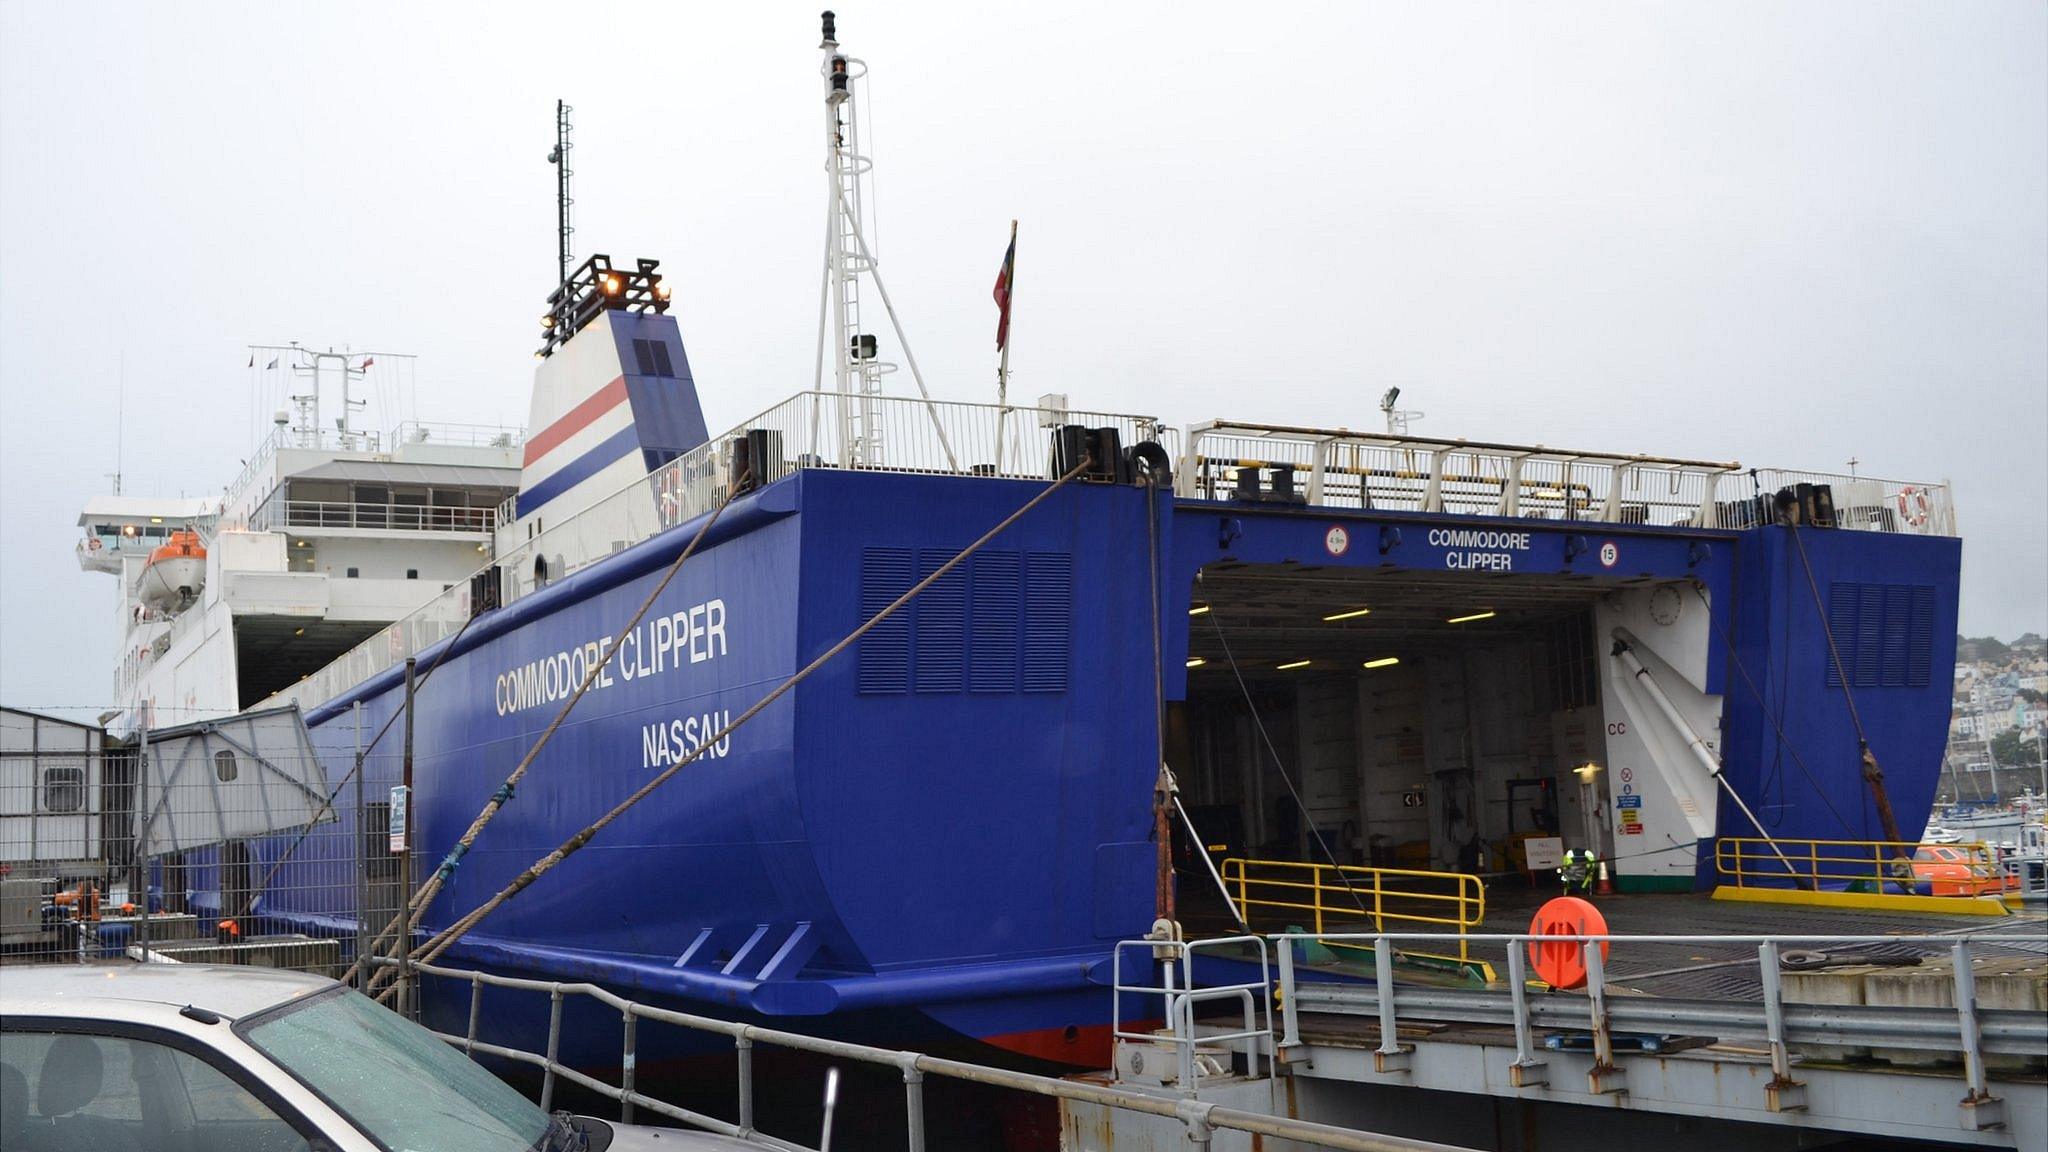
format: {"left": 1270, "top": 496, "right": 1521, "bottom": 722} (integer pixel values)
{"left": 3, "top": 1, "right": 2043, "bottom": 718}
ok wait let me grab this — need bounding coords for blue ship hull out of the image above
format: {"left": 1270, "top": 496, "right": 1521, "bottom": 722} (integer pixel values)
{"left": 230, "top": 464, "right": 1958, "bottom": 1069}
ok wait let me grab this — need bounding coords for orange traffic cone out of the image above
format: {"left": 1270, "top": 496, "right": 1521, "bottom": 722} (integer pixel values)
{"left": 1594, "top": 858, "right": 1615, "bottom": 896}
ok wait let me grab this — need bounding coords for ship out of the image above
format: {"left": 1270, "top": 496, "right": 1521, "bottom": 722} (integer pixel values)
{"left": 70, "top": 13, "right": 1966, "bottom": 1076}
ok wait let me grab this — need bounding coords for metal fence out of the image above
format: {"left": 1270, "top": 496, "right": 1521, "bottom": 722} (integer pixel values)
{"left": 377, "top": 956, "right": 1448, "bottom": 1152}
{"left": 1218, "top": 857, "right": 1485, "bottom": 962}
{"left": 1267, "top": 929, "right": 2048, "bottom": 1117}
{"left": 1714, "top": 836, "right": 2008, "bottom": 897}
{"left": 0, "top": 714, "right": 390, "bottom": 981}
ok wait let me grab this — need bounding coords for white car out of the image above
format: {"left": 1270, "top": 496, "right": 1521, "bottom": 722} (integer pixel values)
{"left": 1, "top": 964, "right": 753, "bottom": 1152}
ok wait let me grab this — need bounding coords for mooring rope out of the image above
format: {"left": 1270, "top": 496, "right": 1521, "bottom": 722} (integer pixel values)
{"left": 1784, "top": 521, "right": 1909, "bottom": 855}
{"left": 387, "top": 458, "right": 1093, "bottom": 988}
{"left": 351, "top": 472, "right": 745, "bottom": 992}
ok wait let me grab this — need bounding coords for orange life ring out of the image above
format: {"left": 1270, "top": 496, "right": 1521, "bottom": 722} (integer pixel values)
{"left": 1527, "top": 896, "right": 1610, "bottom": 990}
{"left": 1895, "top": 486, "right": 1931, "bottom": 528}
{"left": 87, "top": 536, "right": 102, "bottom": 551}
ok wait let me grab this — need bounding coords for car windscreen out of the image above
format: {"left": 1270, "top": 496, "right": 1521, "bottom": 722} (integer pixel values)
{"left": 241, "top": 988, "right": 549, "bottom": 1152}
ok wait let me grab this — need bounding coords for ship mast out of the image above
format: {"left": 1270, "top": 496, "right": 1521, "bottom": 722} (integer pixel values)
{"left": 815, "top": 11, "right": 955, "bottom": 470}
{"left": 548, "top": 100, "right": 575, "bottom": 292}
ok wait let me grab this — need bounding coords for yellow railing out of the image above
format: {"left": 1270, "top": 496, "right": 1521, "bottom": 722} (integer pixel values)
{"left": 1219, "top": 857, "right": 1486, "bottom": 961}
{"left": 1714, "top": 837, "right": 2003, "bottom": 895}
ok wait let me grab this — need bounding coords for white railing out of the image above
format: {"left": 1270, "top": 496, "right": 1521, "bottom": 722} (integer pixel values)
{"left": 1750, "top": 468, "right": 1958, "bottom": 537}
{"left": 249, "top": 498, "right": 499, "bottom": 535}
{"left": 1112, "top": 936, "right": 1272, "bottom": 1096}
{"left": 366, "top": 957, "right": 1448, "bottom": 1152}
{"left": 261, "top": 391, "right": 1168, "bottom": 712}
{"left": 224, "top": 421, "right": 526, "bottom": 513}
{"left": 1177, "top": 422, "right": 1958, "bottom": 537}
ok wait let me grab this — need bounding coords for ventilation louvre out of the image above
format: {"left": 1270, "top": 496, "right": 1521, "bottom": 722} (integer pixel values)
{"left": 914, "top": 550, "right": 966, "bottom": 692}
{"left": 1825, "top": 582, "right": 1934, "bottom": 690}
{"left": 1023, "top": 552, "right": 1073, "bottom": 693}
{"left": 970, "top": 551, "right": 1022, "bottom": 693}
{"left": 858, "top": 548, "right": 913, "bottom": 693}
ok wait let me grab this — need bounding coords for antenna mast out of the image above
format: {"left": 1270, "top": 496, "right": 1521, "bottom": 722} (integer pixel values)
{"left": 815, "top": 11, "right": 955, "bottom": 470}
{"left": 549, "top": 100, "right": 575, "bottom": 291}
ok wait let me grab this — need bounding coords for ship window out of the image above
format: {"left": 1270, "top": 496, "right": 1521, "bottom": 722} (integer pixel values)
{"left": 408, "top": 568, "right": 419, "bottom": 580}
{"left": 40, "top": 765, "right": 85, "bottom": 813}
{"left": 346, "top": 567, "right": 360, "bottom": 578}
{"left": 650, "top": 341, "right": 675, "bottom": 377}
{"left": 214, "top": 748, "right": 239, "bottom": 783}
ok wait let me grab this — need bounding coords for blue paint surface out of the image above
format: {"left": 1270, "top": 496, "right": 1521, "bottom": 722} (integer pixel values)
{"left": 209, "top": 468, "right": 1958, "bottom": 1065}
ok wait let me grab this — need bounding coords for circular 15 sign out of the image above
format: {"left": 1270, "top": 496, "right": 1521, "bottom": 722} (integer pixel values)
{"left": 1325, "top": 525, "right": 1350, "bottom": 556}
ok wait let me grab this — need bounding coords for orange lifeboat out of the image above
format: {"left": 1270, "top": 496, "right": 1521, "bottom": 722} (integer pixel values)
{"left": 138, "top": 528, "right": 207, "bottom": 613}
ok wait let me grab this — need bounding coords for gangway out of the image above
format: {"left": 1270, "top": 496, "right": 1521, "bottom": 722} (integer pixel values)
{"left": 1089, "top": 925, "right": 2048, "bottom": 1150}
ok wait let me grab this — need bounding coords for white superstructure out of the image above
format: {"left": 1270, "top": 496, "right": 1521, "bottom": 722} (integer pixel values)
{"left": 78, "top": 351, "right": 523, "bottom": 736}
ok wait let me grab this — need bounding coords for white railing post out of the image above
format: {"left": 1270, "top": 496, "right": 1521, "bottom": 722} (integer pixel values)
{"left": 1505, "top": 937, "right": 1545, "bottom": 1087}
{"left": 1275, "top": 935, "right": 1303, "bottom": 1051}
{"left": 1757, "top": 940, "right": 1806, "bottom": 1111}
{"left": 1500, "top": 455, "right": 1523, "bottom": 517}
{"left": 1372, "top": 936, "right": 1408, "bottom": 1072}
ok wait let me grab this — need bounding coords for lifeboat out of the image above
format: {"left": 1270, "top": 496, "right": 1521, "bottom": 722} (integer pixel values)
{"left": 137, "top": 528, "right": 207, "bottom": 613}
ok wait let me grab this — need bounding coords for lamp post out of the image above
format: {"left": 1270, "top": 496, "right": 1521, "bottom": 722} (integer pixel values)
{"left": 1573, "top": 761, "right": 1605, "bottom": 858}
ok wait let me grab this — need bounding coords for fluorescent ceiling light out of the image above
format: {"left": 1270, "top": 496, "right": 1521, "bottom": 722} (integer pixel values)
{"left": 1322, "top": 606, "right": 1371, "bottom": 622}
{"left": 1277, "top": 659, "right": 1311, "bottom": 670}
{"left": 1188, "top": 604, "right": 1211, "bottom": 616}
{"left": 1446, "top": 610, "right": 1497, "bottom": 624}
{"left": 1185, "top": 657, "right": 1207, "bottom": 668}
{"left": 1363, "top": 657, "right": 1400, "bottom": 669}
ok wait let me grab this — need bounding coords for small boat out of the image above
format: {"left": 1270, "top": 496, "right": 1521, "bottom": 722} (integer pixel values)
{"left": 137, "top": 528, "right": 206, "bottom": 614}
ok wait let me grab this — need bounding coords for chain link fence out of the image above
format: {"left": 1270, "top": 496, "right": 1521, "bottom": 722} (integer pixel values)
{"left": 1, "top": 707, "right": 389, "bottom": 982}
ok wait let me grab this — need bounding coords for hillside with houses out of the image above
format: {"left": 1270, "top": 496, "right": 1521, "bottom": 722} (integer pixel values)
{"left": 1942, "top": 631, "right": 2048, "bottom": 802}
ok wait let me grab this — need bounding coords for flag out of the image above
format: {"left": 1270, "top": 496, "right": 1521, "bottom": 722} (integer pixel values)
{"left": 992, "top": 233, "right": 1015, "bottom": 351}
{"left": 360, "top": 356, "right": 375, "bottom": 370}
{"left": 265, "top": 358, "right": 278, "bottom": 370}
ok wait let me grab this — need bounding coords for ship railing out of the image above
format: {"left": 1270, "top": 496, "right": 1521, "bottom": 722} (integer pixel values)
{"left": 367, "top": 955, "right": 1440, "bottom": 1152}
{"left": 1179, "top": 420, "right": 1740, "bottom": 527}
{"left": 1268, "top": 928, "right": 2048, "bottom": 1124}
{"left": 1176, "top": 422, "right": 1960, "bottom": 538}
{"left": 1715, "top": 837, "right": 2007, "bottom": 897}
{"left": 1218, "top": 857, "right": 1485, "bottom": 963}
{"left": 1749, "top": 466, "right": 1958, "bottom": 537}
{"left": 1111, "top": 935, "right": 1274, "bottom": 1096}
{"left": 258, "top": 391, "right": 1169, "bottom": 712}
{"left": 247, "top": 497, "right": 499, "bottom": 535}
{"left": 223, "top": 421, "right": 525, "bottom": 513}
{"left": 387, "top": 420, "right": 525, "bottom": 449}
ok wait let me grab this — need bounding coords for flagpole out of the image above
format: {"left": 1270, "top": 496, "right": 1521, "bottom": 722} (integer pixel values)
{"left": 994, "top": 219, "right": 1017, "bottom": 475}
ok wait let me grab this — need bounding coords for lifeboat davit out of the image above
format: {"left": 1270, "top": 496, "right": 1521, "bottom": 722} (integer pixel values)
{"left": 137, "top": 529, "right": 207, "bottom": 613}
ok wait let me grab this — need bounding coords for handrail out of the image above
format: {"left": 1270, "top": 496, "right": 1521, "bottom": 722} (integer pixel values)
{"left": 258, "top": 389, "right": 1170, "bottom": 714}
{"left": 376, "top": 956, "right": 1462, "bottom": 1152}
{"left": 1714, "top": 837, "right": 2007, "bottom": 895}
{"left": 1111, "top": 935, "right": 1273, "bottom": 1097}
{"left": 1266, "top": 928, "right": 2048, "bottom": 1118}
{"left": 1220, "top": 857, "right": 1485, "bottom": 961}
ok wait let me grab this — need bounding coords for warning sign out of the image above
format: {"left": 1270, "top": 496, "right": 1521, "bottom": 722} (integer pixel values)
{"left": 1618, "top": 807, "right": 1643, "bottom": 835}
{"left": 1615, "top": 794, "right": 1641, "bottom": 809}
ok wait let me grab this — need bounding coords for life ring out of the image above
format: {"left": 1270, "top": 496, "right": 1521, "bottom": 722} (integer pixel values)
{"left": 1527, "top": 895, "right": 1610, "bottom": 990}
{"left": 1895, "top": 486, "right": 1931, "bottom": 528}
{"left": 86, "top": 536, "right": 102, "bottom": 551}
